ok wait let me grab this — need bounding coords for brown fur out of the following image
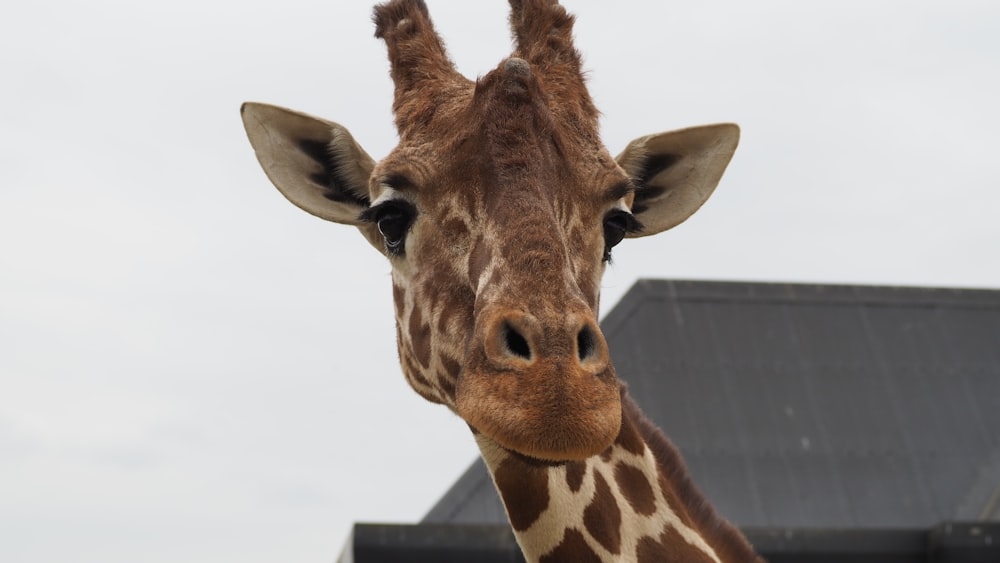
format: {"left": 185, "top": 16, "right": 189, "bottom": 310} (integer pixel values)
{"left": 367, "top": 0, "right": 631, "bottom": 463}
{"left": 540, "top": 529, "right": 603, "bottom": 563}
{"left": 242, "top": 0, "right": 752, "bottom": 560}
{"left": 584, "top": 471, "right": 623, "bottom": 554}
{"left": 371, "top": 0, "right": 759, "bottom": 559}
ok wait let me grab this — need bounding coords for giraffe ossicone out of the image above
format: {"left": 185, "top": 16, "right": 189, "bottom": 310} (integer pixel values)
{"left": 242, "top": 0, "right": 761, "bottom": 561}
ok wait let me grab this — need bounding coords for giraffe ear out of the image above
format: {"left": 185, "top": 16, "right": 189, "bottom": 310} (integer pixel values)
{"left": 615, "top": 123, "right": 739, "bottom": 237}
{"left": 240, "top": 102, "right": 384, "bottom": 252}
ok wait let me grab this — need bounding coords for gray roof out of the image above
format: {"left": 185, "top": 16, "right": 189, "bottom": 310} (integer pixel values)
{"left": 423, "top": 279, "right": 1000, "bottom": 528}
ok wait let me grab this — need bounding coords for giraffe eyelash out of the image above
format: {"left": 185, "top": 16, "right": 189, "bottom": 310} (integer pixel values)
{"left": 360, "top": 199, "right": 418, "bottom": 256}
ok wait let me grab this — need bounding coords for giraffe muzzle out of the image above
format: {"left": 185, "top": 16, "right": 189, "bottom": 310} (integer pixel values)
{"left": 456, "top": 306, "right": 622, "bottom": 462}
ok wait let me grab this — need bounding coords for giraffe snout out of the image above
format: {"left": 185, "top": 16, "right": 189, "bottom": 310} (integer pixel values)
{"left": 456, "top": 305, "right": 621, "bottom": 462}
{"left": 481, "top": 309, "right": 610, "bottom": 374}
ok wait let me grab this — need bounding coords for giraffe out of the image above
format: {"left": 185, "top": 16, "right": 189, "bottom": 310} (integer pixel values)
{"left": 241, "top": 1, "right": 762, "bottom": 561}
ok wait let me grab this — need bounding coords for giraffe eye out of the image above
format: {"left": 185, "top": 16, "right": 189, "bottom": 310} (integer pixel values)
{"left": 362, "top": 200, "right": 416, "bottom": 256}
{"left": 602, "top": 210, "right": 641, "bottom": 262}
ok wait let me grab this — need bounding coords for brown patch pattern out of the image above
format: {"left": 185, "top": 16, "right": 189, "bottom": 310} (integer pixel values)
{"left": 615, "top": 406, "right": 646, "bottom": 456}
{"left": 615, "top": 462, "right": 656, "bottom": 516}
{"left": 439, "top": 354, "right": 461, "bottom": 379}
{"left": 467, "top": 236, "right": 492, "bottom": 288}
{"left": 658, "top": 473, "right": 692, "bottom": 524}
{"left": 494, "top": 458, "right": 549, "bottom": 532}
{"left": 392, "top": 283, "right": 406, "bottom": 319}
{"left": 435, "top": 287, "right": 474, "bottom": 349}
{"left": 436, "top": 369, "right": 456, "bottom": 401}
{"left": 636, "top": 524, "right": 717, "bottom": 563}
{"left": 400, "top": 350, "right": 436, "bottom": 400}
{"left": 539, "top": 528, "right": 602, "bottom": 563}
{"left": 582, "top": 472, "right": 621, "bottom": 554}
{"left": 407, "top": 305, "right": 432, "bottom": 369}
{"left": 564, "top": 461, "right": 585, "bottom": 493}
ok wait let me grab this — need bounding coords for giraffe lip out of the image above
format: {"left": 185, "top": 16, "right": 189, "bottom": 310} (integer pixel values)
{"left": 469, "top": 423, "right": 572, "bottom": 466}
{"left": 461, "top": 402, "right": 621, "bottom": 463}
{"left": 456, "top": 368, "right": 622, "bottom": 462}
{"left": 505, "top": 446, "right": 570, "bottom": 467}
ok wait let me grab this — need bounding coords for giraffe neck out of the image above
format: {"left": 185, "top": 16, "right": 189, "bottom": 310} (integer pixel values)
{"left": 475, "top": 387, "right": 761, "bottom": 563}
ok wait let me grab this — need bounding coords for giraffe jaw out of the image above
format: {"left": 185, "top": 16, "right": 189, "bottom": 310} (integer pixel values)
{"left": 455, "top": 363, "right": 622, "bottom": 462}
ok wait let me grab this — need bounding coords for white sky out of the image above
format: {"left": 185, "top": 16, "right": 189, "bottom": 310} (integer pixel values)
{"left": 1, "top": 1, "right": 998, "bottom": 562}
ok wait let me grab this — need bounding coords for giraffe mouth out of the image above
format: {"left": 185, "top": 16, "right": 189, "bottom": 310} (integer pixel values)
{"left": 505, "top": 447, "right": 571, "bottom": 468}
{"left": 456, "top": 363, "right": 622, "bottom": 462}
{"left": 456, "top": 302, "right": 622, "bottom": 462}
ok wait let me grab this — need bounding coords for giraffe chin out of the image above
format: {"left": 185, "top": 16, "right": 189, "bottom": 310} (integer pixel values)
{"left": 456, "top": 372, "right": 622, "bottom": 463}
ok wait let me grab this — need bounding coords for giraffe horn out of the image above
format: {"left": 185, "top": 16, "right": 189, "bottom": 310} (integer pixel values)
{"left": 373, "top": 0, "right": 462, "bottom": 125}
{"left": 508, "top": 0, "right": 581, "bottom": 75}
{"left": 506, "top": 0, "right": 597, "bottom": 128}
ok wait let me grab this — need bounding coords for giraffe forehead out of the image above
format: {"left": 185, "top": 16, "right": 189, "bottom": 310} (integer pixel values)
{"left": 377, "top": 59, "right": 616, "bottom": 201}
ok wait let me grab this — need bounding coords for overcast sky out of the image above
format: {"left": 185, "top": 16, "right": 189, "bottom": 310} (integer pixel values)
{"left": 2, "top": 1, "right": 998, "bottom": 562}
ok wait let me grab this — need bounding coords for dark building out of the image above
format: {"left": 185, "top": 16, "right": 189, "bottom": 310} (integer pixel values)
{"left": 340, "top": 280, "right": 1000, "bottom": 562}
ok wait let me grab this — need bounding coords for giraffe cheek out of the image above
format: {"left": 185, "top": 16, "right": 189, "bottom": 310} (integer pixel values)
{"left": 407, "top": 305, "right": 433, "bottom": 370}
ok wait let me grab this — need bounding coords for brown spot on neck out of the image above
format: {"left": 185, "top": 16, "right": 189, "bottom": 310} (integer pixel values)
{"left": 636, "top": 524, "right": 717, "bottom": 563}
{"left": 583, "top": 471, "right": 622, "bottom": 555}
{"left": 539, "top": 528, "right": 602, "bottom": 563}
{"left": 615, "top": 392, "right": 647, "bottom": 456}
{"left": 614, "top": 462, "right": 656, "bottom": 516}
{"left": 565, "top": 461, "right": 586, "bottom": 493}
{"left": 493, "top": 457, "right": 550, "bottom": 532}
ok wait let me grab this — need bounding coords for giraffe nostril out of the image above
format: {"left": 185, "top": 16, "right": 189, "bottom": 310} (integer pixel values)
{"left": 503, "top": 322, "right": 532, "bottom": 360}
{"left": 577, "top": 325, "right": 595, "bottom": 362}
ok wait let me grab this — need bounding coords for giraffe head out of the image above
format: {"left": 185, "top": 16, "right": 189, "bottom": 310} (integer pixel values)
{"left": 241, "top": 0, "right": 738, "bottom": 463}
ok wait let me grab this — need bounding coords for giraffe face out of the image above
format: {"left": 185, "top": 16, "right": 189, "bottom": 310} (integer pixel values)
{"left": 241, "top": 0, "right": 739, "bottom": 464}
{"left": 363, "top": 58, "right": 636, "bottom": 461}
